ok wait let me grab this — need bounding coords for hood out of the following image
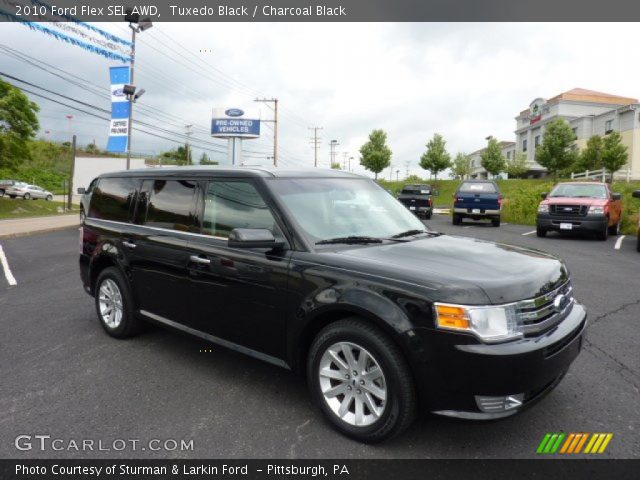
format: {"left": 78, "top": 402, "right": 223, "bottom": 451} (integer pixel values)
{"left": 328, "top": 235, "right": 568, "bottom": 304}
{"left": 543, "top": 196, "right": 607, "bottom": 206}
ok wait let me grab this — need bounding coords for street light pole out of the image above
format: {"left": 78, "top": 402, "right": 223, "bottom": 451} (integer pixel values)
{"left": 125, "top": 25, "right": 136, "bottom": 170}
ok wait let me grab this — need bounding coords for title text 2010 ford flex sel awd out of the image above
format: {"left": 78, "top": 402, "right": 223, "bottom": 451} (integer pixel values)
{"left": 79, "top": 167, "right": 586, "bottom": 442}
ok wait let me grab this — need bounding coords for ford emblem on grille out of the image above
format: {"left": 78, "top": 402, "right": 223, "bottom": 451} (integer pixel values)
{"left": 553, "top": 294, "right": 568, "bottom": 312}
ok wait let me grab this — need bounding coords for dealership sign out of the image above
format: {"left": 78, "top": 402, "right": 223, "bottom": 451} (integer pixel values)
{"left": 211, "top": 108, "right": 260, "bottom": 138}
{"left": 529, "top": 98, "right": 546, "bottom": 125}
{"left": 106, "top": 66, "right": 130, "bottom": 153}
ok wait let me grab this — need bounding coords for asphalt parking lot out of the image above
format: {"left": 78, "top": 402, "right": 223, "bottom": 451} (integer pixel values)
{"left": 0, "top": 217, "right": 638, "bottom": 459}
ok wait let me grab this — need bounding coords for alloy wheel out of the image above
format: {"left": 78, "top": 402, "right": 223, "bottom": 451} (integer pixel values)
{"left": 318, "top": 341, "right": 387, "bottom": 427}
{"left": 98, "top": 279, "right": 124, "bottom": 329}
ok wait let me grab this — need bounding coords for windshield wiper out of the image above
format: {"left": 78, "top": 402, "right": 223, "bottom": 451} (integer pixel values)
{"left": 391, "top": 230, "right": 440, "bottom": 238}
{"left": 316, "top": 236, "right": 383, "bottom": 245}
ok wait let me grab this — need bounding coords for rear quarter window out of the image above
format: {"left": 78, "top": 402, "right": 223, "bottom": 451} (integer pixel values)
{"left": 88, "top": 177, "right": 138, "bottom": 222}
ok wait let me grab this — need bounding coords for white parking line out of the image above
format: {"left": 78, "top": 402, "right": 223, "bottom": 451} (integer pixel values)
{"left": 614, "top": 235, "right": 626, "bottom": 250}
{"left": 522, "top": 230, "right": 537, "bottom": 236}
{"left": 0, "top": 244, "right": 17, "bottom": 286}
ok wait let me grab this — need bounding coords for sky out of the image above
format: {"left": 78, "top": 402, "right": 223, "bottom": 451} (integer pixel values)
{"left": 1, "top": 22, "right": 640, "bottom": 178}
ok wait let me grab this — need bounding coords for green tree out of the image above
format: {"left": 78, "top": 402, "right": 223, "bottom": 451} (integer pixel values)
{"left": 0, "top": 79, "right": 40, "bottom": 169}
{"left": 199, "top": 152, "right": 218, "bottom": 165}
{"left": 419, "top": 133, "right": 451, "bottom": 181}
{"left": 505, "top": 152, "right": 528, "bottom": 178}
{"left": 451, "top": 152, "right": 473, "bottom": 179}
{"left": 159, "top": 145, "right": 191, "bottom": 165}
{"left": 480, "top": 137, "right": 506, "bottom": 177}
{"left": 330, "top": 162, "right": 342, "bottom": 169}
{"left": 359, "top": 129, "right": 392, "bottom": 180}
{"left": 534, "top": 119, "right": 577, "bottom": 179}
{"left": 575, "top": 135, "right": 604, "bottom": 172}
{"left": 601, "top": 131, "right": 628, "bottom": 179}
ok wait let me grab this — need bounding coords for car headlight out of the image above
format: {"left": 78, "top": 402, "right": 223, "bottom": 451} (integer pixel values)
{"left": 587, "top": 206, "right": 604, "bottom": 215}
{"left": 538, "top": 204, "right": 549, "bottom": 213}
{"left": 434, "top": 303, "right": 521, "bottom": 343}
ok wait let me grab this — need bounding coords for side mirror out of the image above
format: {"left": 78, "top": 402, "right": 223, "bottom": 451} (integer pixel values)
{"left": 631, "top": 190, "right": 640, "bottom": 199}
{"left": 77, "top": 187, "right": 86, "bottom": 194}
{"left": 611, "top": 193, "right": 622, "bottom": 201}
{"left": 228, "top": 228, "right": 284, "bottom": 249}
{"left": 540, "top": 192, "right": 548, "bottom": 199}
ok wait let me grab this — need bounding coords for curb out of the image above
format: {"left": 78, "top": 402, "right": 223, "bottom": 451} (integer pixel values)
{"left": 0, "top": 224, "right": 79, "bottom": 240}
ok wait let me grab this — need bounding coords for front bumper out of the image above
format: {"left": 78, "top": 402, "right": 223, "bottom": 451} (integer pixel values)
{"left": 410, "top": 302, "right": 587, "bottom": 418}
{"left": 537, "top": 214, "right": 607, "bottom": 233}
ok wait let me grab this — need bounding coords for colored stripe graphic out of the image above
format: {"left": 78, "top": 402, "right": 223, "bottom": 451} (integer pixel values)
{"left": 538, "top": 433, "right": 613, "bottom": 454}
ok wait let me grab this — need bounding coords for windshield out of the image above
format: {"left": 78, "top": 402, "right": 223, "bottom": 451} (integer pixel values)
{"left": 550, "top": 183, "right": 608, "bottom": 199}
{"left": 458, "top": 182, "right": 497, "bottom": 193}
{"left": 268, "top": 178, "right": 426, "bottom": 243}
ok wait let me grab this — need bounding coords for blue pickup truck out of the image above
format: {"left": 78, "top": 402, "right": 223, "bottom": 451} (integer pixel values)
{"left": 452, "top": 180, "right": 502, "bottom": 227}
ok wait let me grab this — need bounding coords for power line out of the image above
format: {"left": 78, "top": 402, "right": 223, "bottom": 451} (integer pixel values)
{"left": 254, "top": 98, "right": 278, "bottom": 167}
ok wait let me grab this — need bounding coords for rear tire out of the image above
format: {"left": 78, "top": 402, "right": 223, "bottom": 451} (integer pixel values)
{"left": 636, "top": 234, "right": 640, "bottom": 253}
{"left": 452, "top": 214, "right": 462, "bottom": 225}
{"left": 9, "top": 195, "right": 15, "bottom": 199}
{"left": 536, "top": 227, "right": 547, "bottom": 238}
{"left": 0, "top": 189, "right": 4, "bottom": 197}
{"left": 491, "top": 217, "right": 501, "bottom": 227}
{"left": 425, "top": 211, "right": 432, "bottom": 220}
{"left": 307, "top": 318, "right": 416, "bottom": 443}
{"left": 94, "top": 267, "right": 142, "bottom": 338}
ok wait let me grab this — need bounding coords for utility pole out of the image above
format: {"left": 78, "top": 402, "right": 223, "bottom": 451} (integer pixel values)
{"left": 309, "top": 127, "right": 323, "bottom": 167}
{"left": 330, "top": 140, "right": 339, "bottom": 168}
{"left": 185, "top": 124, "right": 193, "bottom": 165}
{"left": 125, "top": 25, "right": 136, "bottom": 170}
{"left": 349, "top": 156, "right": 353, "bottom": 172}
{"left": 405, "top": 161, "right": 410, "bottom": 179}
{"left": 68, "top": 135, "right": 76, "bottom": 211}
{"left": 389, "top": 165, "right": 394, "bottom": 181}
{"left": 342, "top": 152, "right": 348, "bottom": 170}
{"left": 396, "top": 169, "right": 400, "bottom": 181}
{"left": 255, "top": 98, "right": 278, "bottom": 167}
{"left": 65, "top": 115, "right": 73, "bottom": 144}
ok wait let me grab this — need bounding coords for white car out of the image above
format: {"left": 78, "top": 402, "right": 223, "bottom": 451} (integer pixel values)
{"left": 5, "top": 183, "right": 54, "bottom": 201}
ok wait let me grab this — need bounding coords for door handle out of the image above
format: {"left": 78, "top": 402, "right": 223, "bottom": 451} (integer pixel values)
{"left": 189, "top": 255, "right": 211, "bottom": 265}
{"left": 122, "top": 241, "right": 137, "bottom": 249}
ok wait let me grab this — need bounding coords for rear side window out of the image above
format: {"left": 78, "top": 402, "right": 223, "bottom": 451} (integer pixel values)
{"left": 458, "top": 182, "right": 498, "bottom": 193}
{"left": 89, "top": 177, "right": 138, "bottom": 222}
{"left": 202, "top": 181, "right": 277, "bottom": 238}
{"left": 137, "top": 179, "right": 198, "bottom": 232}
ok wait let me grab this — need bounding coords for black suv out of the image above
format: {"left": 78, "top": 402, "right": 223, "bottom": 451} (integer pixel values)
{"left": 80, "top": 167, "right": 586, "bottom": 442}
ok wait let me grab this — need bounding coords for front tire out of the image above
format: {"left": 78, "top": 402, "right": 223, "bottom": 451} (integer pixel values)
{"left": 307, "top": 318, "right": 416, "bottom": 443}
{"left": 536, "top": 227, "right": 547, "bottom": 237}
{"left": 596, "top": 221, "right": 609, "bottom": 241}
{"left": 94, "top": 267, "right": 141, "bottom": 338}
{"left": 46, "top": 194, "right": 53, "bottom": 201}
{"left": 492, "top": 217, "right": 501, "bottom": 227}
{"left": 636, "top": 234, "right": 640, "bottom": 253}
{"left": 608, "top": 220, "right": 620, "bottom": 236}
{"left": 23, "top": 193, "right": 30, "bottom": 200}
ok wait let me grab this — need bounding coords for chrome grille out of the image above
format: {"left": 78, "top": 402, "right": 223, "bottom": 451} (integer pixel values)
{"left": 515, "top": 282, "right": 574, "bottom": 335}
{"left": 549, "top": 205, "right": 588, "bottom": 216}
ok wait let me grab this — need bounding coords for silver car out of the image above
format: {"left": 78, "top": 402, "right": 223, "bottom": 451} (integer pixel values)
{"left": 5, "top": 183, "right": 54, "bottom": 201}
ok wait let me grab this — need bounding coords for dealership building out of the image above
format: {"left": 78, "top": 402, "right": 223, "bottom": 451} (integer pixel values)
{"left": 472, "top": 88, "right": 640, "bottom": 180}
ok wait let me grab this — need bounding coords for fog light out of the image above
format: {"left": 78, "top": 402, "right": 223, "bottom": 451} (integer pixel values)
{"left": 475, "top": 394, "right": 524, "bottom": 412}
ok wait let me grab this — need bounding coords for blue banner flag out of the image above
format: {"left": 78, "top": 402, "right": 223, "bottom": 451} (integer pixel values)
{"left": 106, "top": 66, "right": 131, "bottom": 153}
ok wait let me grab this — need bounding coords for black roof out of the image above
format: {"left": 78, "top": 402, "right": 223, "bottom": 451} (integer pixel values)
{"left": 99, "top": 165, "right": 365, "bottom": 179}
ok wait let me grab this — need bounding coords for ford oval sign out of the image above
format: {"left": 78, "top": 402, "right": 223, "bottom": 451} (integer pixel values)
{"left": 225, "top": 108, "right": 244, "bottom": 117}
{"left": 112, "top": 88, "right": 124, "bottom": 97}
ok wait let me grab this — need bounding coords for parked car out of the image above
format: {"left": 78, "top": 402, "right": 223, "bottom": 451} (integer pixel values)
{"left": 80, "top": 167, "right": 586, "bottom": 442}
{"left": 633, "top": 190, "right": 640, "bottom": 252}
{"left": 396, "top": 184, "right": 433, "bottom": 219}
{"left": 0, "top": 179, "right": 19, "bottom": 197}
{"left": 452, "top": 180, "right": 502, "bottom": 226}
{"left": 5, "top": 183, "right": 54, "bottom": 201}
{"left": 536, "top": 181, "right": 622, "bottom": 240}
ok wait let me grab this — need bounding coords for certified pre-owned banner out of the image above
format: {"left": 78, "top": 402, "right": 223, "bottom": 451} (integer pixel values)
{"left": 106, "top": 65, "right": 130, "bottom": 153}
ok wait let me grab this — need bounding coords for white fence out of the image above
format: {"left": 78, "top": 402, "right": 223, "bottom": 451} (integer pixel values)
{"left": 570, "top": 167, "right": 632, "bottom": 183}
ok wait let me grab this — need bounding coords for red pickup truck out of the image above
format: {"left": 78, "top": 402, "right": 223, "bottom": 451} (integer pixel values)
{"left": 536, "top": 181, "right": 622, "bottom": 240}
